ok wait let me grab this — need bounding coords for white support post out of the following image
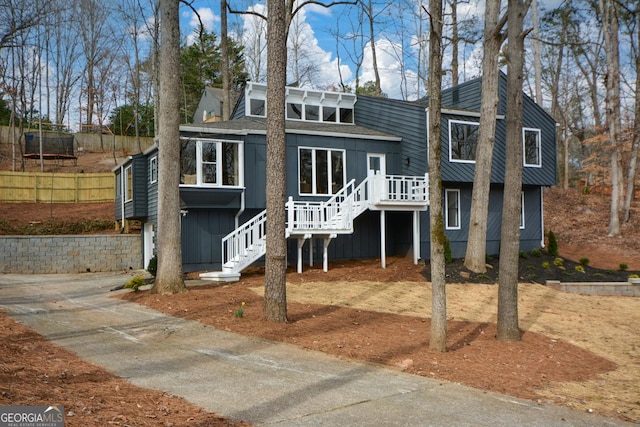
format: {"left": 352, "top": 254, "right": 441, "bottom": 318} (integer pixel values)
{"left": 413, "top": 210, "right": 420, "bottom": 264}
{"left": 380, "top": 210, "right": 386, "bottom": 269}
{"left": 297, "top": 238, "right": 305, "bottom": 273}
{"left": 323, "top": 237, "right": 331, "bottom": 272}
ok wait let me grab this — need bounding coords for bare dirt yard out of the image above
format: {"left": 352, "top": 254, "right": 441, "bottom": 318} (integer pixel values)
{"left": 1, "top": 146, "right": 639, "bottom": 425}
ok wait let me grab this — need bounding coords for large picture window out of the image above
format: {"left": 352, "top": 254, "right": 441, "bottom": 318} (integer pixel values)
{"left": 180, "top": 139, "right": 243, "bottom": 187}
{"left": 299, "top": 147, "right": 345, "bottom": 195}
{"left": 523, "top": 128, "right": 542, "bottom": 167}
{"left": 445, "top": 189, "right": 461, "bottom": 229}
{"left": 449, "top": 120, "right": 479, "bottom": 162}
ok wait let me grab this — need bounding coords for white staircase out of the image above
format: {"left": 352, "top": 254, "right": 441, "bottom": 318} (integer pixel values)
{"left": 200, "top": 174, "right": 429, "bottom": 282}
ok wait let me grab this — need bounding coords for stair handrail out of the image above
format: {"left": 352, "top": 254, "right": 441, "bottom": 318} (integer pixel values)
{"left": 221, "top": 209, "right": 267, "bottom": 271}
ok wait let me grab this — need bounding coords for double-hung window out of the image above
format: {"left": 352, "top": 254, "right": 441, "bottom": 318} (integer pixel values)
{"left": 149, "top": 156, "right": 158, "bottom": 184}
{"left": 449, "top": 120, "right": 479, "bottom": 162}
{"left": 523, "top": 128, "right": 542, "bottom": 167}
{"left": 299, "top": 147, "right": 345, "bottom": 195}
{"left": 181, "top": 139, "right": 242, "bottom": 187}
{"left": 445, "top": 189, "right": 461, "bottom": 229}
{"left": 124, "top": 165, "right": 133, "bottom": 202}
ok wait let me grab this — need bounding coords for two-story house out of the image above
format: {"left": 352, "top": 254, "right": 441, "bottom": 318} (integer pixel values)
{"left": 114, "top": 73, "right": 556, "bottom": 281}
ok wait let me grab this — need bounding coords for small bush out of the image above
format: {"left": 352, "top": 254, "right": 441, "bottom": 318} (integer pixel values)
{"left": 124, "top": 275, "right": 147, "bottom": 292}
{"left": 444, "top": 236, "right": 453, "bottom": 264}
{"left": 619, "top": 263, "right": 629, "bottom": 271}
{"left": 233, "top": 301, "right": 246, "bottom": 318}
{"left": 553, "top": 257, "right": 564, "bottom": 267}
{"left": 547, "top": 230, "right": 558, "bottom": 257}
{"left": 579, "top": 257, "right": 590, "bottom": 266}
{"left": 530, "top": 248, "right": 542, "bottom": 257}
{"left": 519, "top": 251, "right": 528, "bottom": 259}
{"left": 575, "top": 265, "right": 585, "bottom": 273}
{"left": 542, "top": 261, "right": 551, "bottom": 269}
{"left": 628, "top": 274, "right": 639, "bottom": 279}
{"left": 147, "top": 255, "right": 158, "bottom": 277}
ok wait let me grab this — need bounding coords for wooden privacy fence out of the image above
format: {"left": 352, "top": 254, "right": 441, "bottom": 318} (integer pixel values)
{"left": 0, "top": 171, "right": 114, "bottom": 203}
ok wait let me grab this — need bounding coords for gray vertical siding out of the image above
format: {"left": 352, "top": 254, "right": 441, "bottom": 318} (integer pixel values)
{"left": 355, "top": 96, "right": 427, "bottom": 176}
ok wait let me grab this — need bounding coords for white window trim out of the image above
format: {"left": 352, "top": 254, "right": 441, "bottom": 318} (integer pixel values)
{"left": 245, "top": 82, "right": 356, "bottom": 124}
{"left": 124, "top": 165, "right": 133, "bottom": 202}
{"left": 298, "top": 146, "right": 346, "bottom": 196}
{"left": 523, "top": 128, "right": 542, "bottom": 168}
{"left": 445, "top": 189, "right": 461, "bottom": 230}
{"left": 149, "top": 156, "right": 158, "bottom": 184}
{"left": 184, "top": 138, "right": 244, "bottom": 188}
{"left": 448, "top": 119, "right": 479, "bottom": 164}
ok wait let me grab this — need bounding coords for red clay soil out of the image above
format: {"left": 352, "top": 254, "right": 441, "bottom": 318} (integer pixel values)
{"left": 122, "top": 262, "right": 618, "bottom": 404}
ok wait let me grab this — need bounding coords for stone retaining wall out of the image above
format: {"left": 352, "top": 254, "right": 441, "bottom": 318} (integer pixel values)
{"left": 546, "top": 280, "right": 640, "bottom": 297}
{"left": 0, "top": 235, "right": 141, "bottom": 274}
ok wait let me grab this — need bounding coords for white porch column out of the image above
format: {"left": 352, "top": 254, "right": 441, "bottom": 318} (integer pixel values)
{"left": 322, "top": 236, "right": 333, "bottom": 272}
{"left": 297, "top": 238, "right": 305, "bottom": 273}
{"left": 413, "top": 211, "right": 420, "bottom": 265}
{"left": 380, "top": 210, "right": 386, "bottom": 269}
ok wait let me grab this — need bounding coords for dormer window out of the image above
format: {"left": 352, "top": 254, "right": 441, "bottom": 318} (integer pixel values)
{"left": 245, "top": 82, "right": 356, "bottom": 124}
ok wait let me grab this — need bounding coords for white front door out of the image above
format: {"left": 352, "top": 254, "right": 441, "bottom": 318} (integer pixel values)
{"left": 367, "top": 153, "right": 386, "bottom": 177}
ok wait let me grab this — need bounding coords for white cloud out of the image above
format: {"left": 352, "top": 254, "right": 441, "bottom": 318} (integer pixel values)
{"left": 183, "top": 7, "right": 220, "bottom": 45}
{"left": 357, "top": 39, "right": 420, "bottom": 100}
{"left": 237, "top": 3, "right": 351, "bottom": 90}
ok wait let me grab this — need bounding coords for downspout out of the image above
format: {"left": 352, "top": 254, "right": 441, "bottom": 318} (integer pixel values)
{"left": 120, "top": 165, "right": 125, "bottom": 230}
{"left": 235, "top": 190, "right": 245, "bottom": 229}
{"left": 540, "top": 188, "right": 545, "bottom": 248}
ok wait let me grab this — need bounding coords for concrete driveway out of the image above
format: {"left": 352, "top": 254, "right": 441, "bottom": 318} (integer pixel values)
{"left": 0, "top": 272, "right": 631, "bottom": 426}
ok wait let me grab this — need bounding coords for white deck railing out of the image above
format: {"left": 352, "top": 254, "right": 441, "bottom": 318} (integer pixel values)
{"left": 220, "top": 173, "right": 429, "bottom": 274}
{"left": 221, "top": 209, "right": 267, "bottom": 272}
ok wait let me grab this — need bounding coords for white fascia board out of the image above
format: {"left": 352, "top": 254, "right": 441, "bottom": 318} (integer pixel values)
{"left": 285, "top": 128, "right": 401, "bottom": 142}
{"left": 179, "top": 125, "right": 250, "bottom": 135}
{"left": 181, "top": 124, "right": 400, "bottom": 142}
{"left": 111, "top": 155, "right": 133, "bottom": 172}
{"left": 442, "top": 108, "right": 505, "bottom": 120}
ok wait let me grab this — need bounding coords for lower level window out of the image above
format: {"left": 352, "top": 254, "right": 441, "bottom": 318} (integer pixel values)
{"left": 445, "top": 189, "right": 460, "bottom": 229}
{"left": 299, "top": 147, "right": 345, "bottom": 195}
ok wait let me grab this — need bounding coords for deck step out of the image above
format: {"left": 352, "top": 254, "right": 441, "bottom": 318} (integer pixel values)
{"left": 199, "top": 271, "right": 241, "bottom": 282}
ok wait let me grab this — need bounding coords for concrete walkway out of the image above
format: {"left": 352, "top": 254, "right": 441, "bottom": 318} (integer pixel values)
{"left": 0, "top": 272, "right": 631, "bottom": 426}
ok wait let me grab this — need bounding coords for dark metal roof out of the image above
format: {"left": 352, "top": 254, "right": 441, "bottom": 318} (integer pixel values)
{"left": 180, "top": 117, "right": 401, "bottom": 140}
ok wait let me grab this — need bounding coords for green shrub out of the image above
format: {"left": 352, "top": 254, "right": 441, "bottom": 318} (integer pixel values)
{"left": 519, "top": 251, "right": 528, "bottom": 259}
{"left": 124, "top": 275, "right": 147, "bottom": 292}
{"left": 147, "top": 255, "right": 158, "bottom": 277}
{"left": 575, "top": 265, "right": 585, "bottom": 273}
{"left": 542, "top": 261, "right": 551, "bottom": 269}
{"left": 619, "top": 263, "right": 629, "bottom": 272}
{"left": 547, "top": 230, "right": 558, "bottom": 257}
{"left": 530, "top": 248, "right": 542, "bottom": 257}
{"left": 553, "top": 257, "right": 564, "bottom": 267}
{"left": 444, "top": 236, "right": 453, "bottom": 264}
{"left": 628, "top": 274, "right": 639, "bottom": 279}
{"left": 579, "top": 257, "right": 590, "bottom": 266}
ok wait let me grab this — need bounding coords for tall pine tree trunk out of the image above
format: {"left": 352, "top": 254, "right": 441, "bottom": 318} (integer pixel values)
{"left": 464, "top": 0, "right": 503, "bottom": 273}
{"left": 600, "top": 0, "right": 623, "bottom": 237}
{"left": 151, "top": 0, "right": 186, "bottom": 295}
{"left": 497, "top": 0, "right": 528, "bottom": 342}
{"left": 427, "top": 0, "right": 447, "bottom": 352}
{"left": 263, "top": 0, "right": 288, "bottom": 322}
